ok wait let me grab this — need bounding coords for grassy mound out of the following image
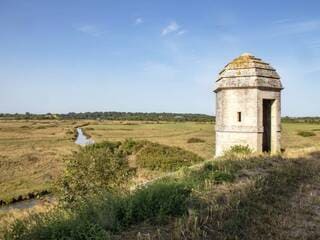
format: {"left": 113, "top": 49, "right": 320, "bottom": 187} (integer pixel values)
{"left": 135, "top": 142, "right": 204, "bottom": 171}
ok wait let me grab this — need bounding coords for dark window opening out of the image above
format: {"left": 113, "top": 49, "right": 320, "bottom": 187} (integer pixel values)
{"left": 238, "top": 112, "right": 242, "bottom": 122}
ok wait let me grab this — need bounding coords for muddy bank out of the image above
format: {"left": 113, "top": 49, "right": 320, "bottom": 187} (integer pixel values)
{"left": 0, "top": 190, "right": 50, "bottom": 207}
{"left": 0, "top": 195, "right": 55, "bottom": 213}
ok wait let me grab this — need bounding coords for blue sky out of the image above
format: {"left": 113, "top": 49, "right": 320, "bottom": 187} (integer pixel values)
{"left": 0, "top": 0, "right": 319, "bottom": 116}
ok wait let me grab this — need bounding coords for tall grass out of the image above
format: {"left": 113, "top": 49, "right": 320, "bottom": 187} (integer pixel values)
{"left": 172, "top": 159, "right": 319, "bottom": 240}
{"left": 4, "top": 182, "right": 191, "bottom": 240}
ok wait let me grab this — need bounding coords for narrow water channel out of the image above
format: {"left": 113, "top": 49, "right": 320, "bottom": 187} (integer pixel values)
{"left": 0, "top": 196, "right": 55, "bottom": 214}
{"left": 75, "top": 128, "right": 94, "bottom": 146}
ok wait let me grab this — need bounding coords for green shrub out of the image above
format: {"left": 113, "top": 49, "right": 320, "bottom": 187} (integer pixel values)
{"left": 136, "top": 142, "right": 204, "bottom": 171}
{"left": 297, "top": 131, "right": 316, "bottom": 137}
{"left": 185, "top": 162, "right": 235, "bottom": 186}
{"left": 223, "top": 145, "right": 252, "bottom": 157}
{"left": 4, "top": 208, "right": 110, "bottom": 240}
{"left": 187, "top": 137, "right": 205, "bottom": 143}
{"left": 118, "top": 182, "right": 191, "bottom": 225}
{"left": 58, "top": 141, "right": 134, "bottom": 203}
{"left": 120, "top": 139, "right": 146, "bottom": 155}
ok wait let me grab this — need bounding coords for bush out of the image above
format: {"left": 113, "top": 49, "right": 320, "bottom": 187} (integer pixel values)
{"left": 118, "top": 182, "right": 191, "bottom": 225}
{"left": 185, "top": 162, "right": 235, "bottom": 186}
{"left": 4, "top": 208, "right": 111, "bottom": 240}
{"left": 297, "top": 131, "right": 316, "bottom": 137}
{"left": 136, "top": 142, "right": 204, "bottom": 171}
{"left": 223, "top": 145, "right": 252, "bottom": 157}
{"left": 58, "top": 141, "right": 134, "bottom": 203}
{"left": 120, "top": 139, "right": 146, "bottom": 155}
{"left": 187, "top": 137, "right": 205, "bottom": 143}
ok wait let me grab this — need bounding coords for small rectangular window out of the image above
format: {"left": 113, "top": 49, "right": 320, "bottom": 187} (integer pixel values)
{"left": 238, "top": 112, "right": 242, "bottom": 122}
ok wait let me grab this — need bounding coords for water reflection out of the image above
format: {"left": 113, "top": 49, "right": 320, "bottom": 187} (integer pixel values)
{"left": 75, "top": 128, "right": 94, "bottom": 146}
{"left": 0, "top": 197, "right": 54, "bottom": 213}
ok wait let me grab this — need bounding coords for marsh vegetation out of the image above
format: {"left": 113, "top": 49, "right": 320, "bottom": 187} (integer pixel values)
{"left": 0, "top": 119, "right": 320, "bottom": 239}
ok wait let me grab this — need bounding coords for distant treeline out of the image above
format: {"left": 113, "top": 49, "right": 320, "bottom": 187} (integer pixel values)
{"left": 282, "top": 116, "right": 320, "bottom": 124}
{"left": 1, "top": 112, "right": 319, "bottom": 123}
{"left": 0, "top": 112, "right": 215, "bottom": 122}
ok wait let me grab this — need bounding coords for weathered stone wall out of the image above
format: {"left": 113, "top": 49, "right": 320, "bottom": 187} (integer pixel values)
{"left": 216, "top": 131, "right": 260, "bottom": 156}
{"left": 215, "top": 88, "right": 260, "bottom": 156}
{"left": 215, "top": 88, "right": 281, "bottom": 156}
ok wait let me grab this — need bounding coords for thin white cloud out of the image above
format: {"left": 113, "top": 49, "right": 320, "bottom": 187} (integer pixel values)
{"left": 76, "top": 24, "right": 103, "bottom": 37}
{"left": 161, "top": 21, "right": 180, "bottom": 36}
{"left": 134, "top": 18, "right": 143, "bottom": 25}
{"left": 177, "top": 30, "right": 187, "bottom": 36}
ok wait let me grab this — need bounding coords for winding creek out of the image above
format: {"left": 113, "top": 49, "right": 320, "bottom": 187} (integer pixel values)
{"left": 0, "top": 128, "right": 94, "bottom": 214}
{"left": 75, "top": 128, "right": 94, "bottom": 146}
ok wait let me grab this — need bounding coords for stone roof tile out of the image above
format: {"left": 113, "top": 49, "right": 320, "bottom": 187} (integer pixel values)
{"left": 216, "top": 53, "right": 283, "bottom": 91}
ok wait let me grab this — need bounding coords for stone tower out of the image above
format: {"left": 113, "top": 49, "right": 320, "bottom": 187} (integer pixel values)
{"left": 215, "top": 53, "right": 283, "bottom": 156}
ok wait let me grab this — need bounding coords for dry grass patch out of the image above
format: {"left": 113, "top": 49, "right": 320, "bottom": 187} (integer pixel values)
{"left": 0, "top": 120, "right": 90, "bottom": 202}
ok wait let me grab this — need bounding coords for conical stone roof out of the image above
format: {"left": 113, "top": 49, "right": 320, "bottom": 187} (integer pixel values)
{"left": 215, "top": 53, "right": 283, "bottom": 92}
